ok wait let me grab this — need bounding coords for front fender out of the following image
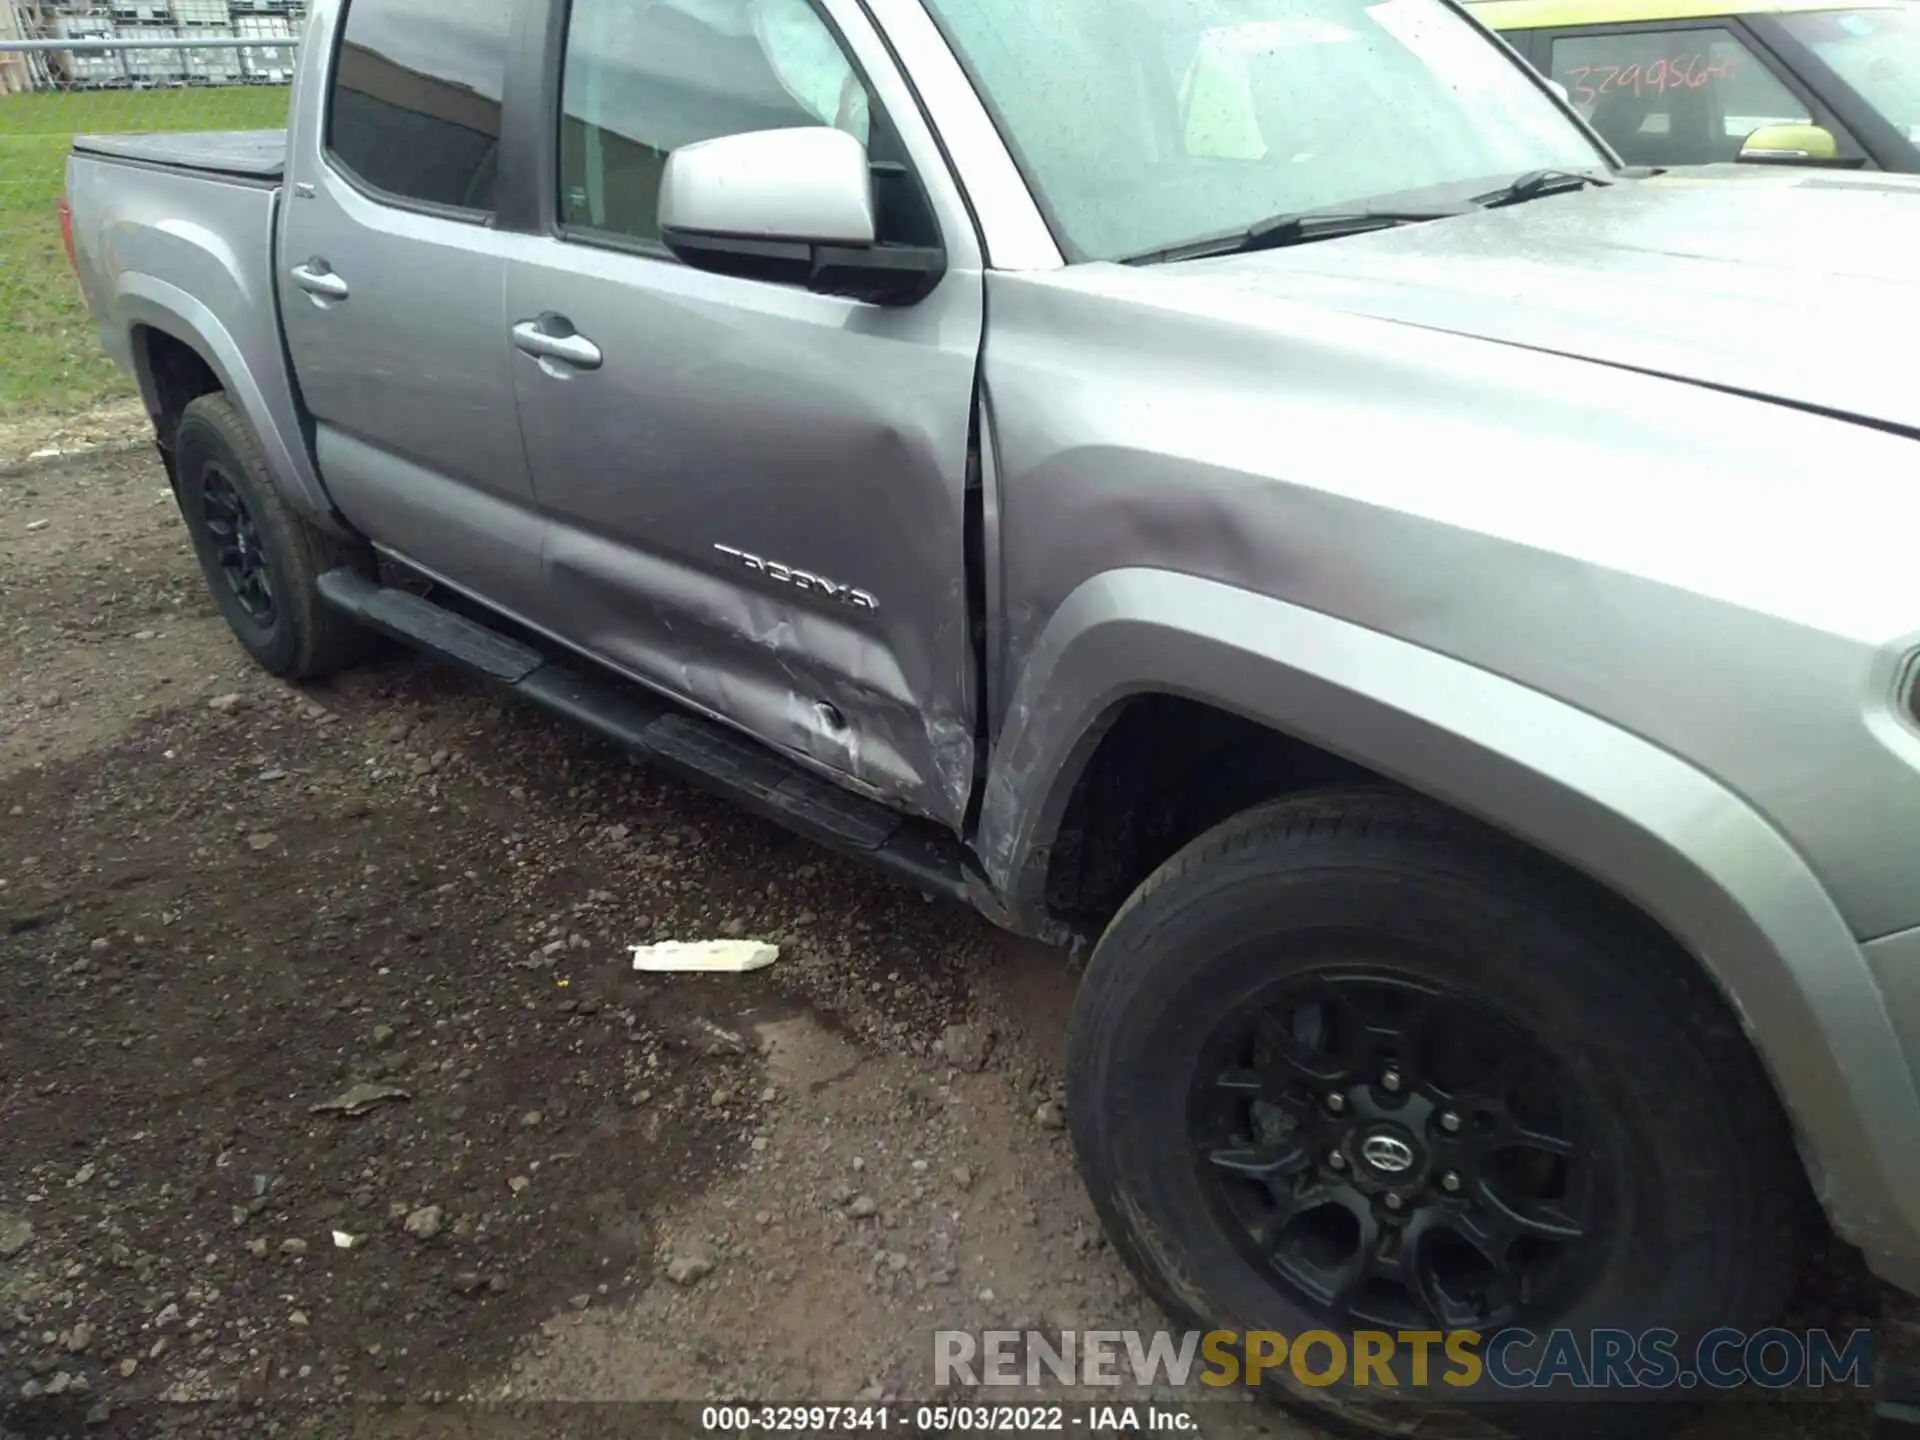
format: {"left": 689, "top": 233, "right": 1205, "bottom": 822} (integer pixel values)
{"left": 981, "top": 567, "right": 1920, "bottom": 1282}
{"left": 115, "top": 273, "right": 339, "bottom": 532}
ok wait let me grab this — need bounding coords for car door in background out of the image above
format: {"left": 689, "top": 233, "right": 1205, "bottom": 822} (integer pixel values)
{"left": 1537, "top": 20, "right": 1856, "bottom": 166}
{"left": 1760, "top": 5, "right": 1920, "bottom": 170}
{"left": 501, "top": 0, "right": 987, "bottom": 827}
{"left": 280, "top": 0, "right": 545, "bottom": 610}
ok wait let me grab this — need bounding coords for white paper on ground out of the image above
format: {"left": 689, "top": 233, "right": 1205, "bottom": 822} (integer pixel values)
{"left": 631, "top": 940, "right": 781, "bottom": 974}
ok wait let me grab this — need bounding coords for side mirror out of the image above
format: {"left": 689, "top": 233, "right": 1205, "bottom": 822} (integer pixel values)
{"left": 658, "top": 127, "right": 944, "bottom": 306}
{"left": 1738, "top": 122, "right": 1845, "bottom": 165}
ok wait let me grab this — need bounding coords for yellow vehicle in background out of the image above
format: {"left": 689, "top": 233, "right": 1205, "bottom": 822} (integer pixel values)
{"left": 1465, "top": 0, "right": 1920, "bottom": 170}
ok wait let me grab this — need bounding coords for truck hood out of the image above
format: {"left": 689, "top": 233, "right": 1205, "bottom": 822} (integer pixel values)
{"left": 1189, "top": 164, "right": 1919, "bottom": 432}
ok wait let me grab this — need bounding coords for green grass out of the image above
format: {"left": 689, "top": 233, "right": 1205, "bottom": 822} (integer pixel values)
{"left": 0, "top": 85, "right": 291, "bottom": 422}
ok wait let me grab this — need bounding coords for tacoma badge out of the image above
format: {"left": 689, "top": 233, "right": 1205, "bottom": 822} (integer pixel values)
{"left": 714, "top": 544, "right": 879, "bottom": 612}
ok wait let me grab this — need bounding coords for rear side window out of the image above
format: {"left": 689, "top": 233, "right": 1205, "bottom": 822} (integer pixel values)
{"left": 327, "top": 0, "right": 514, "bottom": 215}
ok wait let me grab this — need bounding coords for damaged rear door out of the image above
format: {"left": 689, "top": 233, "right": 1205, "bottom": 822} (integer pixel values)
{"left": 503, "top": 0, "right": 984, "bottom": 827}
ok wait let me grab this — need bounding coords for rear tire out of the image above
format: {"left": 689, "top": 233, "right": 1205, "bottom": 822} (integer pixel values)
{"left": 1066, "top": 788, "right": 1807, "bottom": 1438}
{"left": 174, "top": 394, "right": 371, "bottom": 680}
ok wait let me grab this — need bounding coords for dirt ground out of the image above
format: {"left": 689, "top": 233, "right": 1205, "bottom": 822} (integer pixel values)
{"left": 0, "top": 425, "right": 1879, "bottom": 1440}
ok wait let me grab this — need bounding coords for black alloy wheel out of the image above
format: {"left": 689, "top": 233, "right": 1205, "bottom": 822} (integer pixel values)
{"left": 1191, "top": 967, "right": 1606, "bottom": 1335}
{"left": 200, "top": 463, "right": 277, "bottom": 627}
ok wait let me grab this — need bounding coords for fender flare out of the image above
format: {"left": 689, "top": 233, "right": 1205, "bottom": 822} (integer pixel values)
{"left": 980, "top": 568, "right": 1920, "bottom": 1263}
{"left": 115, "top": 272, "right": 340, "bottom": 530}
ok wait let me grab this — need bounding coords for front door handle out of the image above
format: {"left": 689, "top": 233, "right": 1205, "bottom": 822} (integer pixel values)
{"left": 291, "top": 261, "right": 349, "bottom": 300}
{"left": 512, "top": 318, "right": 603, "bottom": 372}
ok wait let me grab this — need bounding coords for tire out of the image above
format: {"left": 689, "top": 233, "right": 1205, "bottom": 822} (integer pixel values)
{"left": 174, "top": 394, "right": 372, "bottom": 680}
{"left": 1066, "top": 787, "right": 1807, "bottom": 1439}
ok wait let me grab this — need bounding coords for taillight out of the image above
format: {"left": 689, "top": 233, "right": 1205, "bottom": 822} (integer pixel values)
{"left": 56, "top": 196, "right": 78, "bottom": 275}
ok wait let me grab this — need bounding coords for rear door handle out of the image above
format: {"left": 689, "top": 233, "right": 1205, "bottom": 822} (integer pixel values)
{"left": 291, "top": 262, "right": 349, "bottom": 300}
{"left": 512, "top": 318, "right": 603, "bottom": 372}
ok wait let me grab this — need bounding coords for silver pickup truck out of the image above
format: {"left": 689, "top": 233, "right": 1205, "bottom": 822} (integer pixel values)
{"left": 61, "top": 0, "right": 1920, "bottom": 1427}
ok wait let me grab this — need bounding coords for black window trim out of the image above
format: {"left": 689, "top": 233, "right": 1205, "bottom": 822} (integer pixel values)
{"left": 1488, "top": 24, "right": 1542, "bottom": 71}
{"left": 523, "top": 0, "right": 947, "bottom": 269}
{"left": 496, "top": 0, "right": 567, "bottom": 236}
{"left": 320, "top": 0, "right": 518, "bottom": 228}
{"left": 1533, "top": 15, "right": 1869, "bottom": 164}
{"left": 1747, "top": 10, "right": 1917, "bottom": 173}
{"left": 1467, "top": 15, "right": 1557, "bottom": 92}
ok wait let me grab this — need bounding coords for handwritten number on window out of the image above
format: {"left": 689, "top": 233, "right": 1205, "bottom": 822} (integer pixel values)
{"left": 1561, "top": 51, "right": 1737, "bottom": 103}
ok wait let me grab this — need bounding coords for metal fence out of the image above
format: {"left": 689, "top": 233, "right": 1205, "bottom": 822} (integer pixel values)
{"left": 1, "top": 34, "right": 299, "bottom": 424}
{"left": 0, "top": 0, "right": 308, "bottom": 92}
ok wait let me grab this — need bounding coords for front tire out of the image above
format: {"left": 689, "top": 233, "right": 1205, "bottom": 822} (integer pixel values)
{"left": 1066, "top": 788, "right": 1806, "bottom": 1438}
{"left": 174, "top": 394, "right": 371, "bottom": 680}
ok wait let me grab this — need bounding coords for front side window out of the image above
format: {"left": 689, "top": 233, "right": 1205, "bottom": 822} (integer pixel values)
{"left": 1549, "top": 28, "right": 1810, "bottom": 166}
{"left": 1776, "top": 7, "right": 1920, "bottom": 146}
{"left": 559, "top": 0, "right": 875, "bottom": 246}
{"left": 918, "top": 0, "right": 1605, "bottom": 262}
{"left": 326, "top": 0, "right": 512, "bottom": 214}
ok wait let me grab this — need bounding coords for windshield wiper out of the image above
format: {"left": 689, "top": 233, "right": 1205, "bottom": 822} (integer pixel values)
{"left": 1121, "top": 205, "right": 1467, "bottom": 265}
{"left": 1470, "top": 168, "right": 1613, "bottom": 210}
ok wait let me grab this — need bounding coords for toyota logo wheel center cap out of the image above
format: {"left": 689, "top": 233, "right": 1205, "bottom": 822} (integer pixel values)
{"left": 1357, "top": 1125, "right": 1421, "bottom": 1178}
{"left": 1360, "top": 1131, "right": 1416, "bottom": 1173}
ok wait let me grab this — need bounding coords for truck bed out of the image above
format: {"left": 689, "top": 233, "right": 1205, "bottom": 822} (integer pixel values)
{"left": 65, "top": 128, "right": 329, "bottom": 521}
{"left": 71, "top": 129, "right": 286, "bottom": 182}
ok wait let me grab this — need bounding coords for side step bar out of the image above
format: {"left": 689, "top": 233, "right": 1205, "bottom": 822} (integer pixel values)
{"left": 317, "top": 570, "right": 973, "bottom": 905}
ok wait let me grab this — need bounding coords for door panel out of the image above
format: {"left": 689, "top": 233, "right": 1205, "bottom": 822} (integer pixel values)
{"left": 504, "top": 0, "right": 984, "bottom": 826}
{"left": 280, "top": 0, "right": 544, "bottom": 608}
{"left": 505, "top": 247, "right": 983, "bottom": 824}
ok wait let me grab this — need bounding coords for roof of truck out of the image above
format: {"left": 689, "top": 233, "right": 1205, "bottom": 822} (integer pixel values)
{"left": 1465, "top": 0, "right": 1897, "bottom": 28}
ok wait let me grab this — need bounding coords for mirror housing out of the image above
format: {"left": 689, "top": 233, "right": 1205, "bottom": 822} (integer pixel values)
{"left": 658, "top": 127, "right": 944, "bottom": 306}
{"left": 1738, "top": 122, "right": 1851, "bottom": 166}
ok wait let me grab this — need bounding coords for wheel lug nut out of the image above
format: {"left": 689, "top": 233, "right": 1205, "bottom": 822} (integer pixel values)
{"left": 1325, "top": 1092, "right": 1347, "bottom": 1114}
{"left": 1328, "top": 1149, "right": 1347, "bottom": 1170}
{"left": 1440, "top": 1171, "right": 1462, "bottom": 1193}
{"left": 1384, "top": 1194, "right": 1403, "bottom": 1212}
{"left": 1440, "top": 1111, "right": 1461, "bottom": 1133}
{"left": 1381, "top": 1068, "right": 1402, "bottom": 1094}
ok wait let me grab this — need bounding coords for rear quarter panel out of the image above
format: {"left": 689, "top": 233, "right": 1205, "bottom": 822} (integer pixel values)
{"left": 65, "top": 152, "right": 333, "bottom": 527}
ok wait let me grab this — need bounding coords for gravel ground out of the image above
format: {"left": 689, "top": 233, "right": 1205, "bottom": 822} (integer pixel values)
{"left": 0, "top": 435, "right": 1880, "bottom": 1440}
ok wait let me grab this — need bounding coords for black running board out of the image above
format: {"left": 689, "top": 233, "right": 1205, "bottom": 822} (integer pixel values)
{"left": 317, "top": 569, "right": 973, "bottom": 904}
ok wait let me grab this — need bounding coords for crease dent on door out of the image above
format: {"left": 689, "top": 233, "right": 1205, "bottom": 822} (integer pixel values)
{"left": 519, "top": 299, "right": 982, "bottom": 820}
{"left": 550, "top": 508, "right": 977, "bottom": 819}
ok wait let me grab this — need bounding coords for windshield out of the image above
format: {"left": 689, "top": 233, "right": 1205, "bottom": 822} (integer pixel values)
{"left": 1777, "top": 6, "right": 1920, "bottom": 144}
{"left": 919, "top": 0, "right": 1607, "bottom": 261}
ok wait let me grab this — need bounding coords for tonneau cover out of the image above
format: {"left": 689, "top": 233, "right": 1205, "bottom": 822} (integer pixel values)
{"left": 72, "top": 128, "right": 286, "bottom": 181}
